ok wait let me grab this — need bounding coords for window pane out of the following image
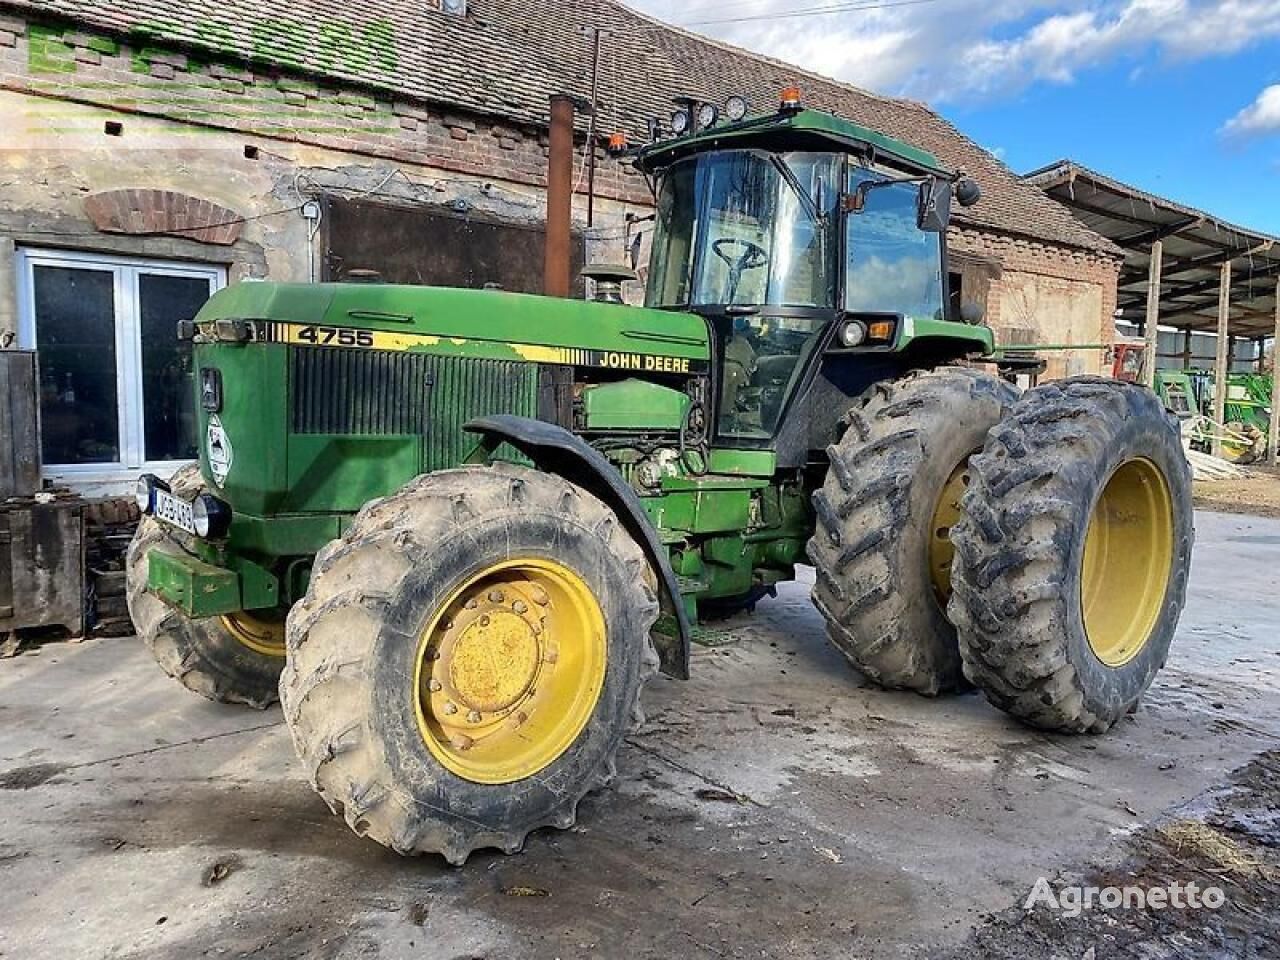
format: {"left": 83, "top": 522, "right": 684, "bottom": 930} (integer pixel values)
{"left": 139, "top": 273, "right": 209, "bottom": 462}
{"left": 845, "top": 170, "right": 944, "bottom": 321}
{"left": 33, "top": 264, "right": 119, "bottom": 465}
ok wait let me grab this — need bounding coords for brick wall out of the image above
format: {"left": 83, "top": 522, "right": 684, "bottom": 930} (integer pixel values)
{"left": 951, "top": 226, "right": 1122, "bottom": 377}
{"left": 0, "top": 13, "right": 650, "bottom": 207}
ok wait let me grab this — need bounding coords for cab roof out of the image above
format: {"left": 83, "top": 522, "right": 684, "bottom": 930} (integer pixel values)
{"left": 634, "top": 108, "right": 948, "bottom": 177}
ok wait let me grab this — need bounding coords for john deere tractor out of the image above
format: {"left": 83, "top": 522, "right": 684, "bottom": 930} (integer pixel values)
{"left": 127, "top": 97, "right": 1193, "bottom": 863}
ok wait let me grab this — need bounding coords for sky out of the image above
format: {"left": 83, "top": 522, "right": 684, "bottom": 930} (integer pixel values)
{"left": 626, "top": 0, "right": 1280, "bottom": 236}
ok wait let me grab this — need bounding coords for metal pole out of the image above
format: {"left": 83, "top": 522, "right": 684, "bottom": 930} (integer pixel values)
{"left": 1270, "top": 276, "right": 1280, "bottom": 466}
{"left": 585, "top": 27, "right": 602, "bottom": 229}
{"left": 1212, "top": 260, "right": 1231, "bottom": 458}
{"left": 1143, "top": 239, "right": 1162, "bottom": 387}
{"left": 544, "top": 95, "right": 575, "bottom": 298}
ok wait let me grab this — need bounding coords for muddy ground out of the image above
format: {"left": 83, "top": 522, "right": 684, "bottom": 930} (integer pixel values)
{"left": 1193, "top": 464, "right": 1280, "bottom": 519}
{"left": 1, "top": 508, "right": 1279, "bottom": 960}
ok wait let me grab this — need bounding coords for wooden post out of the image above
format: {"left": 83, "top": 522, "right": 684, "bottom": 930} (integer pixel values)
{"left": 1212, "top": 261, "right": 1231, "bottom": 457}
{"left": 1270, "top": 276, "right": 1280, "bottom": 466}
{"left": 1143, "top": 239, "right": 1162, "bottom": 387}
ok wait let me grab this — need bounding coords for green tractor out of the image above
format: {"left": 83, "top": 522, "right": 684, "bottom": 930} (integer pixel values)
{"left": 127, "top": 99, "right": 1193, "bottom": 863}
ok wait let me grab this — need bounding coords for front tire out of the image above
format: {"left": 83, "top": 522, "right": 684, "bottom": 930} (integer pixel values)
{"left": 126, "top": 464, "right": 286, "bottom": 709}
{"left": 808, "top": 367, "right": 1018, "bottom": 694}
{"left": 949, "top": 377, "right": 1193, "bottom": 733}
{"left": 280, "top": 465, "right": 659, "bottom": 863}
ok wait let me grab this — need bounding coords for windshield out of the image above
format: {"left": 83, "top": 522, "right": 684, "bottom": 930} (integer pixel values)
{"left": 845, "top": 167, "right": 945, "bottom": 321}
{"left": 647, "top": 151, "right": 840, "bottom": 309}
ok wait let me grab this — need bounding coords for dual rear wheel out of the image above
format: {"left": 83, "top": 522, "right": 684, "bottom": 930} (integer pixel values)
{"left": 810, "top": 370, "right": 1193, "bottom": 732}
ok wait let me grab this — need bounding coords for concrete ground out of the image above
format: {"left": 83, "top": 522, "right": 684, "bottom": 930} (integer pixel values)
{"left": 1, "top": 509, "right": 1278, "bottom": 960}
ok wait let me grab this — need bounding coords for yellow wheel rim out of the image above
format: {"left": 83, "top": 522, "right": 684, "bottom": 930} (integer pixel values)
{"left": 1081, "top": 458, "right": 1174, "bottom": 667}
{"left": 220, "top": 612, "right": 287, "bottom": 658}
{"left": 413, "top": 558, "right": 607, "bottom": 785}
{"left": 929, "top": 459, "right": 971, "bottom": 604}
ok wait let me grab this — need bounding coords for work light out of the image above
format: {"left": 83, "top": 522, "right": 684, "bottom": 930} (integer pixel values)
{"left": 725, "top": 96, "right": 749, "bottom": 122}
{"left": 192, "top": 494, "right": 233, "bottom": 538}
{"left": 134, "top": 474, "right": 160, "bottom": 513}
{"left": 697, "top": 102, "right": 719, "bottom": 130}
{"left": 839, "top": 320, "right": 867, "bottom": 348}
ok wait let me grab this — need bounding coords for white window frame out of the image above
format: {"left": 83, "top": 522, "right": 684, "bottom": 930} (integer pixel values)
{"left": 15, "top": 247, "right": 226, "bottom": 488}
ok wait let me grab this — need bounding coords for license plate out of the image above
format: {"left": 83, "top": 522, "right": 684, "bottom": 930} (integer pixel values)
{"left": 152, "top": 487, "right": 197, "bottom": 535}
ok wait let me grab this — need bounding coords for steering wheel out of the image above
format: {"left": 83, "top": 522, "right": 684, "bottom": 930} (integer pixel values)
{"left": 712, "top": 238, "right": 769, "bottom": 271}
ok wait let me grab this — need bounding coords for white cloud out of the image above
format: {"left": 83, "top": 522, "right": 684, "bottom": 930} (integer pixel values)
{"left": 626, "top": 0, "right": 1280, "bottom": 104}
{"left": 1222, "top": 84, "right": 1280, "bottom": 137}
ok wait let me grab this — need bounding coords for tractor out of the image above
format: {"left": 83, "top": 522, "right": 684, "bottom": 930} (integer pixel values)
{"left": 127, "top": 94, "right": 1193, "bottom": 863}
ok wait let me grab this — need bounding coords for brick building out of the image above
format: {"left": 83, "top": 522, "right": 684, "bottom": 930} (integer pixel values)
{"left": 0, "top": 0, "right": 1119, "bottom": 494}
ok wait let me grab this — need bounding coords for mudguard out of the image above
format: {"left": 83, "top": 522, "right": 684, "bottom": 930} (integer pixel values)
{"left": 463, "top": 414, "right": 691, "bottom": 679}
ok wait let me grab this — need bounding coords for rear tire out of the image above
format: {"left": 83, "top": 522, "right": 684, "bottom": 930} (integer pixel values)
{"left": 808, "top": 367, "right": 1018, "bottom": 694}
{"left": 949, "top": 377, "right": 1193, "bottom": 733}
{"left": 125, "top": 464, "right": 285, "bottom": 709}
{"left": 280, "top": 464, "right": 659, "bottom": 863}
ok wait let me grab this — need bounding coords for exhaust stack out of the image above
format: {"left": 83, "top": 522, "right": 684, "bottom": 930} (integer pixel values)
{"left": 544, "top": 95, "right": 575, "bottom": 298}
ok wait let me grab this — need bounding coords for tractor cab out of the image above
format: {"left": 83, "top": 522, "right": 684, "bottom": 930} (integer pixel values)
{"left": 633, "top": 97, "right": 989, "bottom": 444}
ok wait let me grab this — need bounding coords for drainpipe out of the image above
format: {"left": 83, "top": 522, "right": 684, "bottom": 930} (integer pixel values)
{"left": 544, "top": 94, "right": 574, "bottom": 298}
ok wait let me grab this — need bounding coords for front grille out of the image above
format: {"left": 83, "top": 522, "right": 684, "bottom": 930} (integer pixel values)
{"left": 291, "top": 347, "right": 431, "bottom": 435}
{"left": 290, "top": 347, "right": 539, "bottom": 467}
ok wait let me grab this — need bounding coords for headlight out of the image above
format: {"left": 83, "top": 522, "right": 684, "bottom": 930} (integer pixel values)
{"left": 192, "top": 494, "right": 232, "bottom": 539}
{"left": 135, "top": 474, "right": 163, "bottom": 514}
{"left": 839, "top": 320, "right": 867, "bottom": 347}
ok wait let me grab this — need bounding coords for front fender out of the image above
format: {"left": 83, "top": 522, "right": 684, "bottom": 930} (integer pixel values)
{"left": 463, "top": 414, "right": 691, "bottom": 680}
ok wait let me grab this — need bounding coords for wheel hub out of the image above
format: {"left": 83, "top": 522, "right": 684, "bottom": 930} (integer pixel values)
{"left": 414, "top": 558, "right": 606, "bottom": 784}
{"left": 219, "top": 612, "right": 287, "bottom": 658}
{"left": 446, "top": 608, "right": 541, "bottom": 714}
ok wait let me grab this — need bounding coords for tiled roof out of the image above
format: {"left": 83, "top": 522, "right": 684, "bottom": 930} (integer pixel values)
{"left": 8, "top": 0, "right": 1118, "bottom": 254}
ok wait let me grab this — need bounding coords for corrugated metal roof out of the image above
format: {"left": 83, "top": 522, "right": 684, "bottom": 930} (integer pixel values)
{"left": 1028, "top": 160, "right": 1280, "bottom": 337}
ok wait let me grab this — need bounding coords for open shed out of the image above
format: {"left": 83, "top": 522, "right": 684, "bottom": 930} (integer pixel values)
{"left": 1026, "top": 160, "right": 1280, "bottom": 462}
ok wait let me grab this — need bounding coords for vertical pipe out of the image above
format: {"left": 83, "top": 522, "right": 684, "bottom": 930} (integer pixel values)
{"left": 585, "top": 28, "right": 602, "bottom": 229}
{"left": 1212, "top": 261, "right": 1231, "bottom": 458}
{"left": 1142, "top": 239, "right": 1162, "bottom": 387}
{"left": 1270, "top": 276, "right": 1280, "bottom": 466}
{"left": 544, "top": 95, "right": 575, "bottom": 298}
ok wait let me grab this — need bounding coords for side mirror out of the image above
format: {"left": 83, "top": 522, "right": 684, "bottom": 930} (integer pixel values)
{"left": 955, "top": 177, "right": 981, "bottom": 207}
{"left": 959, "top": 301, "right": 985, "bottom": 325}
{"left": 917, "top": 178, "right": 952, "bottom": 232}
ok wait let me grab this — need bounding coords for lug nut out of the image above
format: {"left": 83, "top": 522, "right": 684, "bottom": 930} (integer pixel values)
{"left": 443, "top": 701, "right": 458, "bottom": 715}
{"left": 464, "top": 597, "right": 478, "bottom": 610}
{"left": 488, "top": 589, "right": 505, "bottom": 603}
{"left": 529, "top": 585, "right": 550, "bottom": 606}
{"left": 428, "top": 678, "right": 442, "bottom": 692}
{"left": 466, "top": 710, "right": 482, "bottom": 723}
{"left": 511, "top": 599, "right": 529, "bottom": 614}
{"left": 452, "top": 734, "right": 474, "bottom": 751}
{"left": 479, "top": 614, "right": 491, "bottom": 627}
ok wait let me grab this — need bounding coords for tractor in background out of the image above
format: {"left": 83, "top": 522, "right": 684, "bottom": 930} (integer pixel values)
{"left": 128, "top": 92, "right": 1193, "bottom": 863}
